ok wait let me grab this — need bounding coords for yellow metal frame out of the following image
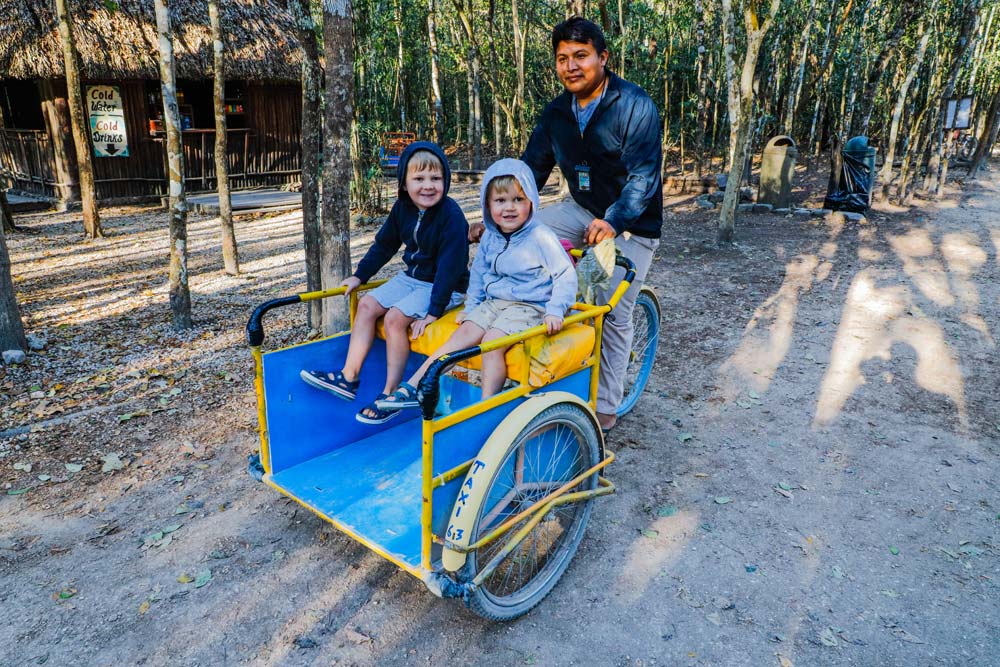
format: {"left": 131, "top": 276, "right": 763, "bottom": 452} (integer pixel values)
{"left": 248, "top": 265, "right": 633, "bottom": 583}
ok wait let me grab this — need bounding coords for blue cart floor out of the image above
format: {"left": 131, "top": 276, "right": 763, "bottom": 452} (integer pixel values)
{"left": 268, "top": 419, "right": 427, "bottom": 569}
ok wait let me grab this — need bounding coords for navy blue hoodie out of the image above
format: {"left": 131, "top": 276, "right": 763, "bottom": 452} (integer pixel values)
{"left": 353, "top": 142, "right": 470, "bottom": 318}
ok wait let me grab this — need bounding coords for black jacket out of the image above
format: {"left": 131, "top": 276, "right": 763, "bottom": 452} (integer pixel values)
{"left": 354, "top": 141, "right": 470, "bottom": 317}
{"left": 521, "top": 71, "right": 663, "bottom": 239}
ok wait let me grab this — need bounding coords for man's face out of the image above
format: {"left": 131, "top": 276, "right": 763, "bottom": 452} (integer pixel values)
{"left": 555, "top": 40, "right": 608, "bottom": 99}
{"left": 404, "top": 166, "right": 444, "bottom": 210}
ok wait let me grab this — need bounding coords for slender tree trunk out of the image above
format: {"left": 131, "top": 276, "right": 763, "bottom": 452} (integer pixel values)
{"left": 840, "top": 0, "right": 873, "bottom": 139}
{"left": 209, "top": 0, "right": 239, "bottom": 275}
{"left": 968, "top": 85, "right": 1000, "bottom": 179}
{"left": 718, "top": 0, "right": 781, "bottom": 245}
{"left": 0, "top": 222, "right": 26, "bottom": 353}
{"left": 394, "top": 0, "right": 407, "bottom": 130}
{"left": 512, "top": 0, "right": 527, "bottom": 149}
{"left": 693, "top": 0, "right": 709, "bottom": 179}
{"left": 321, "top": 0, "right": 354, "bottom": 334}
{"left": 292, "top": 0, "right": 323, "bottom": 328}
{"left": 878, "top": 26, "right": 930, "bottom": 200}
{"left": 1, "top": 190, "right": 15, "bottom": 234}
{"left": 428, "top": 0, "right": 443, "bottom": 143}
{"left": 54, "top": 0, "right": 103, "bottom": 239}
{"left": 154, "top": 0, "right": 192, "bottom": 329}
{"left": 783, "top": 0, "right": 819, "bottom": 136}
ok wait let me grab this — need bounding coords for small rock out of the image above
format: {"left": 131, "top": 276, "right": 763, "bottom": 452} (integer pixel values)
{"left": 30, "top": 391, "right": 45, "bottom": 399}
{"left": 842, "top": 212, "right": 867, "bottom": 223}
{"left": 25, "top": 335, "right": 47, "bottom": 351}
{"left": 752, "top": 203, "right": 773, "bottom": 213}
{"left": 774, "top": 208, "right": 790, "bottom": 214}
{"left": 739, "top": 187, "right": 754, "bottom": 202}
{"left": 793, "top": 208, "right": 812, "bottom": 217}
{"left": 708, "top": 191, "right": 725, "bottom": 204}
{"left": 2, "top": 350, "right": 26, "bottom": 365}
{"left": 737, "top": 203, "right": 754, "bottom": 213}
{"left": 695, "top": 197, "right": 716, "bottom": 209}
{"left": 715, "top": 173, "right": 728, "bottom": 189}
{"left": 812, "top": 208, "right": 832, "bottom": 216}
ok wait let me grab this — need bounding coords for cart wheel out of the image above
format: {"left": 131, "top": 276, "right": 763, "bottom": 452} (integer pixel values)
{"left": 617, "top": 286, "right": 661, "bottom": 417}
{"left": 462, "top": 402, "right": 600, "bottom": 621}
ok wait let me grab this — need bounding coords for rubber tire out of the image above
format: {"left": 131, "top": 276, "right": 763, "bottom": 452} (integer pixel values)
{"left": 616, "top": 287, "right": 662, "bottom": 417}
{"left": 461, "top": 402, "right": 600, "bottom": 621}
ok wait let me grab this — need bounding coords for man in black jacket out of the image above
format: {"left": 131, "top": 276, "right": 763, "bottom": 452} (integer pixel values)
{"left": 521, "top": 16, "right": 663, "bottom": 432}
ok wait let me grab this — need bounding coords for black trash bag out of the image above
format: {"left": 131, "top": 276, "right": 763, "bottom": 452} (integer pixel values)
{"left": 824, "top": 151, "right": 871, "bottom": 213}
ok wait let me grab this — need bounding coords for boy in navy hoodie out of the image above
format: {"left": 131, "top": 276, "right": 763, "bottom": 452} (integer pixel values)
{"left": 300, "top": 142, "right": 470, "bottom": 424}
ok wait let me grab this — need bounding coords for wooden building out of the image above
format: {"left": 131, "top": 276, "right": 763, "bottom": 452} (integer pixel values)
{"left": 0, "top": 0, "right": 303, "bottom": 204}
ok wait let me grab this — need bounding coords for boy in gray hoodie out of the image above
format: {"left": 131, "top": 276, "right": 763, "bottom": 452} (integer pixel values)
{"left": 377, "top": 158, "right": 577, "bottom": 410}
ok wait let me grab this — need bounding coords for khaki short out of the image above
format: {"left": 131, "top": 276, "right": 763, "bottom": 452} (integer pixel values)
{"left": 463, "top": 299, "right": 545, "bottom": 335}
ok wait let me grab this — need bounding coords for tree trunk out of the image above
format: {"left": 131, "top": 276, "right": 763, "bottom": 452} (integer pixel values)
{"left": 38, "top": 80, "right": 80, "bottom": 204}
{"left": 783, "top": 0, "right": 819, "bottom": 136}
{"left": 209, "top": 0, "right": 239, "bottom": 276}
{"left": 878, "top": 26, "right": 930, "bottom": 200}
{"left": 154, "top": 0, "right": 192, "bottom": 329}
{"left": 0, "top": 222, "right": 26, "bottom": 354}
{"left": 693, "top": 0, "right": 709, "bottom": 179}
{"left": 1, "top": 189, "right": 16, "bottom": 234}
{"left": 717, "top": 0, "right": 780, "bottom": 245}
{"left": 394, "top": 0, "right": 407, "bottom": 130}
{"left": 512, "top": 0, "right": 527, "bottom": 149}
{"left": 292, "top": 0, "right": 323, "bottom": 328}
{"left": 321, "top": 0, "right": 354, "bottom": 334}
{"left": 427, "top": 0, "right": 443, "bottom": 143}
{"left": 54, "top": 0, "right": 103, "bottom": 239}
{"left": 968, "top": 85, "right": 1000, "bottom": 179}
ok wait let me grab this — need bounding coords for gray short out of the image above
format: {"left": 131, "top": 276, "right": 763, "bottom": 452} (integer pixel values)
{"left": 366, "top": 272, "right": 464, "bottom": 318}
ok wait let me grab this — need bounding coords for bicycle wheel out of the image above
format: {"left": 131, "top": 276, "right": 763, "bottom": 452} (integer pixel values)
{"left": 616, "top": 287, "right": 661, "bottom": 417}
{"left": 462, "top": 402, "right": 600, "bottom": 621}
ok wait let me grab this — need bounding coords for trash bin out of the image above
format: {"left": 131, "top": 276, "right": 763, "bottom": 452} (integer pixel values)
{"left": 824, "top": 135, "right": 877, "bottom": 213}
{"left": 758, "top": 135, "right": 798, "bottom": 208}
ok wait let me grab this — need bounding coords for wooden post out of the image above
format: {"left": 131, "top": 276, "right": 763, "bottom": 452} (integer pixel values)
{"left": 54, "top": 0, "right": 103, "bottom": 238}
{"left": 208, "top": 0, "right": 240, "bottom": 277}
{"left": 154, "top": 0, "right": 193, "bottom": 330}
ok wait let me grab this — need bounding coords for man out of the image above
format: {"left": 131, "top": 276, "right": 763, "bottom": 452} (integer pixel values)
{"left": 521, "top": 16, "right": 663, "bottom": 432}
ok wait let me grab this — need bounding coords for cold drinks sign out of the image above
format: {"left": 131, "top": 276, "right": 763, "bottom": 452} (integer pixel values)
{"left": 87, "top": 85, "right": 129, "bottom": 157}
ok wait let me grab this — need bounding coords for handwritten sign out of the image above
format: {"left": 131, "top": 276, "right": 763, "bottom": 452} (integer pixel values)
{"left": 87, "top": 85, "right": 129, "bottom": 157}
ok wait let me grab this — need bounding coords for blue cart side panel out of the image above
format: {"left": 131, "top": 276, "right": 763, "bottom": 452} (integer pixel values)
{"left": 429, "top": 369, "right": 591, "bottom": 545}
{"left": 262, "top": 335, "right": 426, "bottom": 474}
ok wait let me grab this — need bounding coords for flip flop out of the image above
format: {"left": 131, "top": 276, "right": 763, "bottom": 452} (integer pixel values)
{"left": 374, "top": 382, "right": 420, "bottom": 411}
{"left": 356, "top": 394, "right": 399, "bottom": 425}
{"left": 299, "top": 369, "right": 359, "bottom": 401}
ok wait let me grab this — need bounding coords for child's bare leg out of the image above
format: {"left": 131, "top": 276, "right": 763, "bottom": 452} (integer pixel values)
{"left": 480, "top": 328, "right": 511, "bottom": 398}
{"left": 381, "top": 307, "right": 415, "bottom": 394}
{"left": 342, "top": 295, "right": 388, "bottom": 381}
{"left": 405, "top": 321, "right": 486, "bottom": 389}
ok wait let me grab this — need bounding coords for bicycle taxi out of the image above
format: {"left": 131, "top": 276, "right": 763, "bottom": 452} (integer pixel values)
{"left": 245, "top": 253, "right": 660, "bottom": 620}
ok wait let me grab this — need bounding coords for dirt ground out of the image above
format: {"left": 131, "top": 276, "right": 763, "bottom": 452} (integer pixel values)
{"left": 1, "top": 161, "right": 998, "bottom": 667}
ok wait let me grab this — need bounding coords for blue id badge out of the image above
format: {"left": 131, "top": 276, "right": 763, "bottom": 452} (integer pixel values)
{"left": 576, "top": 164, "right": 591, "bottom": 192}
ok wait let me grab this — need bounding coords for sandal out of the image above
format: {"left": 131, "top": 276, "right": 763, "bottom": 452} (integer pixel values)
{"left": 299, "top": 369, "right": 359, "bottom": 401}
{"left": 356, "top": 394, "right": 400, "bottom": 425}
{"left": 374, "top": 382, "right": 420, "bottom": 412}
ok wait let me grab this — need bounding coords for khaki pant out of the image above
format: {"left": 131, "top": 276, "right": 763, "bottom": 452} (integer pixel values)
{"left": 534, "top": 198, "right": 659, "bottom": 414}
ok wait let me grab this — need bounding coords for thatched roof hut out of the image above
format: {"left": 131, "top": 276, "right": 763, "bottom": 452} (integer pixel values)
{"left": 0, "top": 0, "right": 302, "bottom": 82}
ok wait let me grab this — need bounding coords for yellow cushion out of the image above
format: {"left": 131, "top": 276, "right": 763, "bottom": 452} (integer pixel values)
{"left": 374, "top": 307, "right": 595, "bottom": 388}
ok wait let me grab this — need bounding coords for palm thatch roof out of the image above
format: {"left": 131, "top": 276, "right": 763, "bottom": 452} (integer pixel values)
{"left": 0, "top": 0, "right": 303, "bottom": 82}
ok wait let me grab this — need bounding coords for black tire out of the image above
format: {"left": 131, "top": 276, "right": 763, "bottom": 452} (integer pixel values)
{"left": 616, "top": 287, "right": 662, "bottom": 417}
{"left": 461, "top": 402, "right": 600, "bottom": 621}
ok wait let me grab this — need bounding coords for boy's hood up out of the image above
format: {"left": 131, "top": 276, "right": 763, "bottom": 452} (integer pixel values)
{"left": 479, "top": 158, "right": 541, "bottom": 234}
{"left": 397, "top": 141, "right": 452, "bottom": 201}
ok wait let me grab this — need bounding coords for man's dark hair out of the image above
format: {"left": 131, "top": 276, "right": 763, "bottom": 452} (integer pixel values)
{"left": 551, "top": 16, "right": 608, "bottom": 55}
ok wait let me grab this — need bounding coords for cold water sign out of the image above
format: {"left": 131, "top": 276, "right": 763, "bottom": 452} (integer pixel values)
{"left": 87, "top": 85, "right": 129, "bottom": 157}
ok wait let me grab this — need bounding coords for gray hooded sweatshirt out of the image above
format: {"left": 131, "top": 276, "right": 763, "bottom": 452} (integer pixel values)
{"left": 465, "top": 158, "right": 577, "bottom": 318}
